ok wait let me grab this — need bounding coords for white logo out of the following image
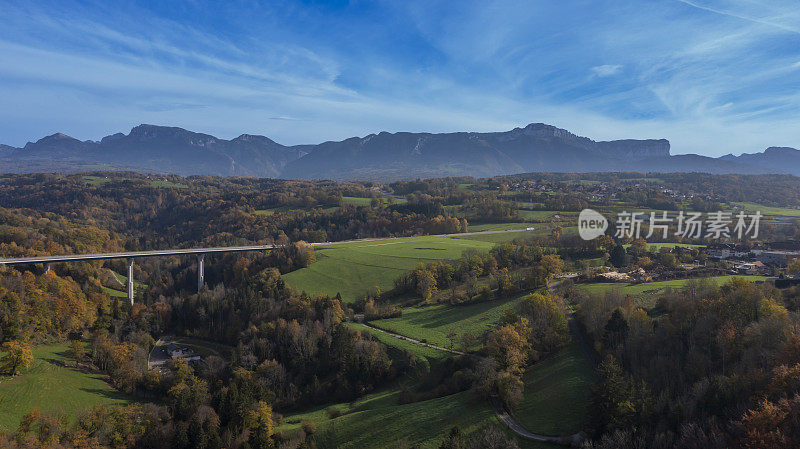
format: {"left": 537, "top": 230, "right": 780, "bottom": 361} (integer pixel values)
{"left": 579, "top": 209, "right": 608, "bottom": 241}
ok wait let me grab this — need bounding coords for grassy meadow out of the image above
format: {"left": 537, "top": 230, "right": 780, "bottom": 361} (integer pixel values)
{"left": 83, "top": 175, "right": 187, "bottom": 188}
{"left": 282, "top": 236, "right": 496, "bottom": 301}
{"left": 577, "top": 275, "right": 773, "bottom": 306}
{"left": 452, "top": 230, "right": 534, "bottom": 243}
{"left": 514, "top": 341, "right": 595, "bottom": 436}
{"left": 369, "top": 295, "right": 524, "bottom": 350}
{"left": 279, "top": 382, "right": 499, "bottom": 449}
{"left": 733, "top": 202, "right": 800, "bottom": 217}
{"left": 467, "top": 222, "right": 532, "bottom": 232}
{"left": 347, "top": 323, "right": 451, "bottom": 361}
{"left": 0, "top": 344, "right": 131, "bottom": 430}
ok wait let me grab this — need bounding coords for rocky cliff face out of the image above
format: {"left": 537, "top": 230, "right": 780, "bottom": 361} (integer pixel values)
{"left": 595, "top": 139, "right": 671, "bottom": 160}
{"left": 0, "top": 122, "right": 787, "bottom": 179}
{"left": 719, "top": 147, "right": 800, "bottom": 176}
{"left": 3, "top": 125, "right": 303, "bottom": 177}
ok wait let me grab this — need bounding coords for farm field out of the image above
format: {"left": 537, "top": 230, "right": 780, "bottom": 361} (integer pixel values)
{"left": 516, "top": 210, "right": 564, "bottom": 220}
{"left": 280, "top": 383, "right": 499, "bottom": 449}
{"left": 341, "top": 196, "right": 374, "bottom": 206}
{"left": 83, "top": 175, "right": 187, "bottom": 188}
{"left": 468, "top": 222, "right": 532, "bottom": 231}
{"left": 577, "top": 275, "right": 773, "bottom": 299}
{"left": 282, "top": 235, "right": 496, "bottom": 301}
{"left": 340, "top": 196, "right": 408, "bottom": 206}
{"left": 733, "top": 202, "right": 800, "bottom": 217}
{"left": 453, "top": 230, "right": 534, "bottom": 243}
{"left": 369, "top": 294, "right": 524, "bottom": 350}
{"left": 103, "top": 286, "right": 127, "bottom": 298}
{"left": 514, "top": 341, "right": 595, "bottom": 436}
{"left": 347, "top": 323, "right": 451, "bottom": 361}
{"left": 0, "top": 344, "right": 132, "bottom": 430}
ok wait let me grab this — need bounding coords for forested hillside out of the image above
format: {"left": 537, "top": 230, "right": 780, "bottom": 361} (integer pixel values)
{"left": 1, "top": 171, "right": 799, "bottom": 448}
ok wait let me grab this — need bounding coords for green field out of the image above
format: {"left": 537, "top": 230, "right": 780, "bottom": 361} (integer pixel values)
{"left": 516, "top": 210, "right": 566, "bottom": 220}
{"left": 347, "top": 323, "right": 451, "bottom": 361}
{"left": 342, "top": 196, "right": 409, "bottom": 207}
{"left": 147, "top": 179, "right": 188, "bottom": 188}
{"left": 514, "top": 202, "right": 546, "bottom": 210}
{"left": 453, "top": 230, "right": 535, "bottom": 243}
{"left": 577, "top": 275, "right": 773, "bottom": 298}
{"left": 369, "top": 295, "right": 523, "bottom": 350}
{"left": 468, "top": 222, "right": 532, "bottom": 232}
{"left": 83, "top": 176, "right": 187, "bottom": 189}
{"left": 280, "top": 383, "right": 498, "bottom": 449}
{"left": 341, "top": 196, "right": 375, "bottom": 206}
{"left": 0, "top": 344, "right": 132, "bottom": 430}
{"left": 282, "top": 236, "right": 496, "bottom": 301}
{"left": 734, "top": 202, "right": 800, "bottom": 217}
{"left": 83, "top": 175, "right": 113, "bottom": 186}
{"left": 514, "top": 341, "right": 595, "bottom": 436}
{"left": 103, "top": 286, "right": 128, "bottom": 298}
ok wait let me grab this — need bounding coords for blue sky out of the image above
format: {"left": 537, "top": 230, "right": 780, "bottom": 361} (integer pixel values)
{"left": 1, "top": 0, "right": 799, "bottom": 156}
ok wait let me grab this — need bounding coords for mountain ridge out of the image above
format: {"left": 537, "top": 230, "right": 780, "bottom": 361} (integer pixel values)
{"left": 0, "top": 123, "right": 795, "bottom": 180}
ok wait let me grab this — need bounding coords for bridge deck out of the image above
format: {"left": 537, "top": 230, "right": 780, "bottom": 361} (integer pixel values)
{"left": 0, "top": 228, "right": 527, "bottom": 266}
{"left": 0, "top": 245, "right": 277, "bottom": 265}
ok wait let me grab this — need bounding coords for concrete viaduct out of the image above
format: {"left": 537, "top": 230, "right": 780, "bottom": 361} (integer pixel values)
{"left": 0, "top": 245, "right": 281, "bottom": 304}
{"left": 0, "top": 228, "right": 530, "bottom": 304}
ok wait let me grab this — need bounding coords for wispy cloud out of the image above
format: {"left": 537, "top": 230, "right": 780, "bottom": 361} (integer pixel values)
{"left": 591, "top": 65, "right": 623, "bottom": 77}
{"left": 675, "top": 0, "right": 800, "bottom": 34}
{"left": 0, "top": 0, "right": 798, "bottom": 156}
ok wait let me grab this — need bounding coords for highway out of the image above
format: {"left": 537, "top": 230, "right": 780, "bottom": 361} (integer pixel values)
{"left": 0, "top": 228, "right": 532, "bottom": 266}
{"left": 0, "top": 227, "right": 533, "bottom": 304}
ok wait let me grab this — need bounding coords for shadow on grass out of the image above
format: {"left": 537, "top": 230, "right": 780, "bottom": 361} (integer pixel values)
{"left": 79, "top": 387, "right": 131, "bottom": 401}
{"left": 399, "top": 297, "right": 521, "bottom": 330}
{"left": 42, "top": 358, "right": 66, "bottom": 368}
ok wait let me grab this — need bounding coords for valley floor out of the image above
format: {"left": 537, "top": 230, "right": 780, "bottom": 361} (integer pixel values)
{"left": 0, "top": 344, "right": 132, "bottom": 431}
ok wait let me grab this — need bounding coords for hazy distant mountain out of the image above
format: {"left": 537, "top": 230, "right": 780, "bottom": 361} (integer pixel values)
{"left": 279, "top": 123, "right": 766, "bottom": 179}
{"left": 1, "top": 125, "right": 303, "bottom": 177}
{"left": 719, "top": 147, "right": 800, "bottom": 176}
{"left": 0, "top": 123, "right": 786, "bottom": 180}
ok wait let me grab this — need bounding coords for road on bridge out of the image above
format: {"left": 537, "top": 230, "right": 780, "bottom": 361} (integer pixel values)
{"left": 0, "top": 227, "right": 534, "bottom": 304}
{"left": 0, "top": 228, "right": 533, "bottom": 266}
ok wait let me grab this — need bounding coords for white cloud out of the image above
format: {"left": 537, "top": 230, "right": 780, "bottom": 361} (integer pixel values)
{"left": 591, "top": 65, "right": 623, "bottom": 77}
{"left": 1, "top": 0, "right": 799, "bottom": 157}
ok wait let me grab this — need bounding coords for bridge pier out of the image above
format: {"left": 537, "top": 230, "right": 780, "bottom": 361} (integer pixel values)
{"left": 45, "top": 263, "right": 51, "bottom": 273}
{"left": 197, "top": 254, "right": 205, "bottom": 293}
{"left": 127, "top": 259, "right": 135, "bottom": 305}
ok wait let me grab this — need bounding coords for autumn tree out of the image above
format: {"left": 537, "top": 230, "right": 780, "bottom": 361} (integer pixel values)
{"left": 485, "top": 324, "right": 530, "bottom": 373}
{"left": 67, "top": 340, "right": 86, "bottom": 366}
{"left": 1, "top": 340, "right": 33, "bottom": 375}
{"left": 247, "top": 400, "right": 275, "bottom": 449}
{"left": 788, "top": 258, "right": 800, "bottom": 275}
{"left": 516, "top": 293, "right": 569, "bottom": 356}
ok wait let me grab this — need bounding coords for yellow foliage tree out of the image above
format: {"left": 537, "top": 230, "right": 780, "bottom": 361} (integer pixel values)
{"left": 1, "top": 340, "right": 33, "bottom": 375}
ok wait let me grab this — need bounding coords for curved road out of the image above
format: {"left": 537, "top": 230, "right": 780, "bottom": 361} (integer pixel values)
{"left": 358, "top": 316, "right": 585, "bottom": 446}
{"left": 490, "top": 397, "right": 585, "bottom": 446}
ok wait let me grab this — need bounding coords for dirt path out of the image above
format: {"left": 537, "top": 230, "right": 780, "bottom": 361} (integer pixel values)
{"left": 354, "top": 280, "right": 590, "bottom": 446}
{"left": 490, "top": 396, "right": 585, "bottom": 446}
{"left": 356, "top": 316, "right": 465, "bottom": 355}
{"left": 489, "top": 279, "right": 591, "bottom": 446}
